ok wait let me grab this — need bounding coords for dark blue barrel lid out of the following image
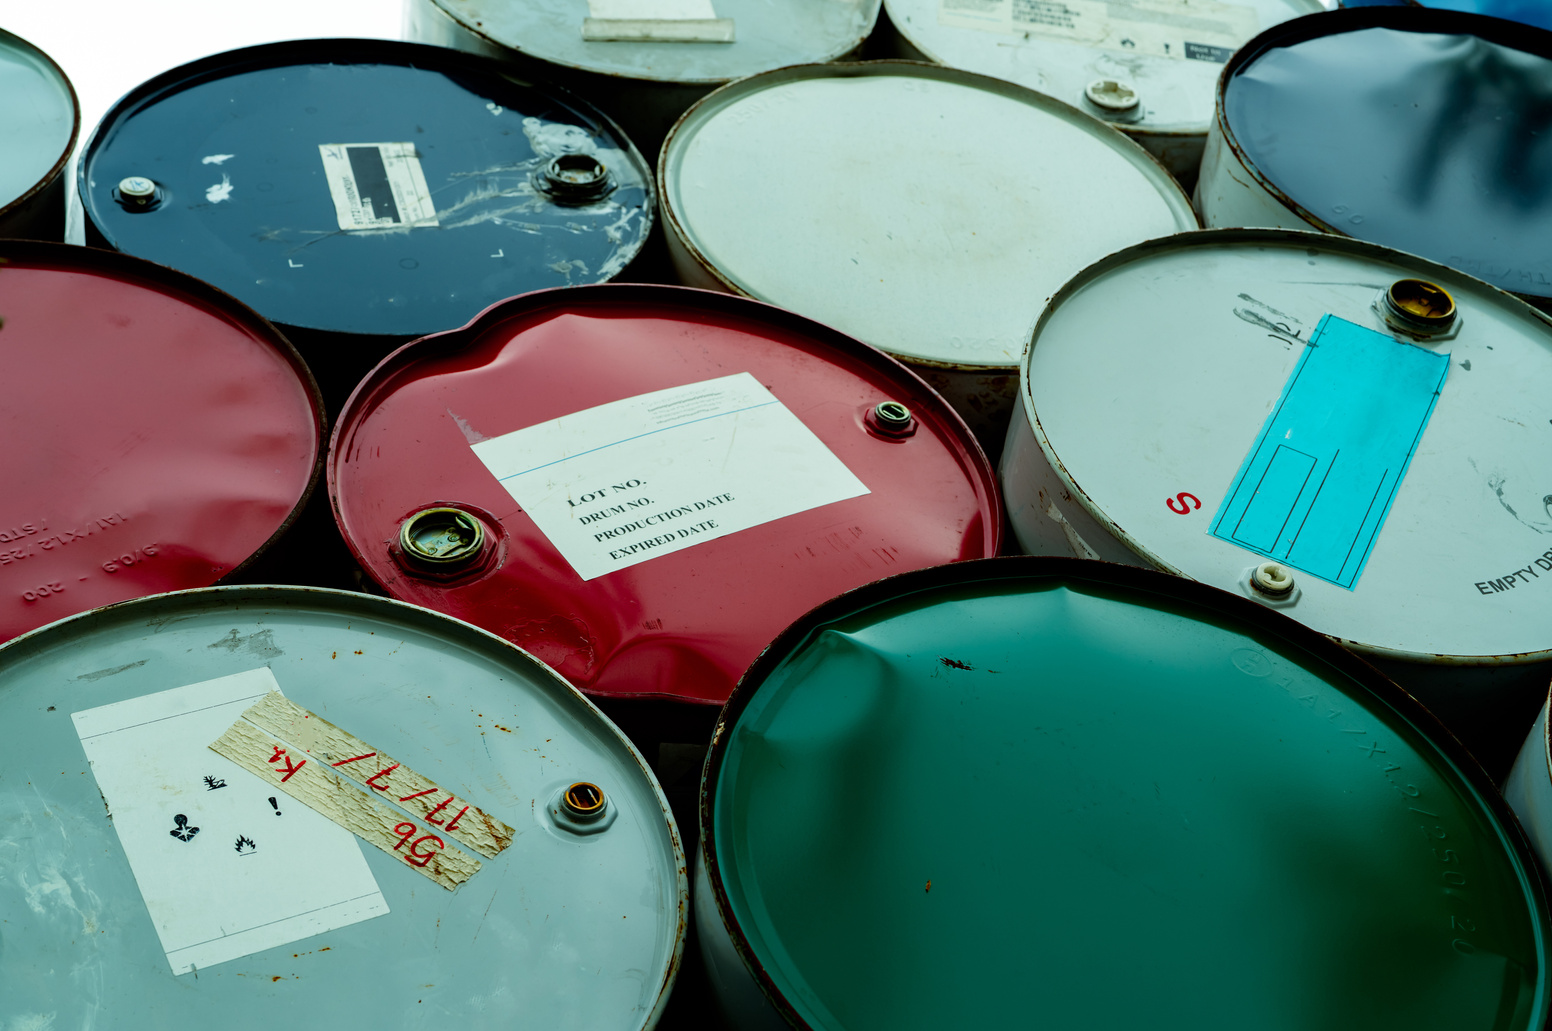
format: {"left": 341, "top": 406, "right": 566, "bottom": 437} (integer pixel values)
{"left": 79, "top": 39, "right": 653, "bottom": 338}
{"left": 1340, "top": 0, "right": 1552, "bottom": 34}
{"left": 1223, "top": 9, "right": 1552, "bottom": 300}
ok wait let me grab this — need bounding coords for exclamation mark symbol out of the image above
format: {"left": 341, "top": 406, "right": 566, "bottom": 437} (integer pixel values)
{"left": 269, "top": 796, "right": 281, "bottom": 816}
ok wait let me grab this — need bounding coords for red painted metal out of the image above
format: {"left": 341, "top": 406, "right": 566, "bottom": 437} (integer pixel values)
{"left": 0, "top": 242, "right": 323, "bottom": 643}
{"left": 329, "top": 285, "right": 1000, "bottom": 705}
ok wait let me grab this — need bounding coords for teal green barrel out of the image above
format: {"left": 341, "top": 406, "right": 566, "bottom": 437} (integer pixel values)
{"left": 698, "top": 557, "right": 1550, "bottom": 1030}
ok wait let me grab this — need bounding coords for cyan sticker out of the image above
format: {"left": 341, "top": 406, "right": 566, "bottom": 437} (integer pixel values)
{"left": 1210, "top": 314, "right": 1449, "bottom": 590}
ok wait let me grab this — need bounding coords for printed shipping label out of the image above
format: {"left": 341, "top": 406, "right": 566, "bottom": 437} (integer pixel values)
{"left": 72, "top": 669, "right": 388, "bottom": 975}
{"left": 471, "top": 372, "right": 871, "bottom": 581}
{"left": 1209, "top": 315, "right": 1449, "bottom": 590}
{"left": 939, "top": 0, "right": 1258, "bottom": 62}
{"left": 318, "top": 143, "right": 439, "bottom": 231}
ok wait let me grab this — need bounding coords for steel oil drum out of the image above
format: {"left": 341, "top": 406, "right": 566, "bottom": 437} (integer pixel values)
{"left": 79, "top": 39, "right": 654, "bottom": 413}
{"left": 403, "top": 0, "right": 880, "bottom": 159}
{"left": 1196, "top": 8, "right": 1552, "bottom": 307}
{"left": 328, "top": 284, "right": 1000, "bottom": 709}
{"left": 657, "top": 61, "right": 1198, "bottom": 451}
{"left": 877, "top": 0, "right": 1323, "bottom": 182}
{"left": 0, "top": 585, "right": 685, "bottom": 1030}
{"left": 699, "top": 557, "right": 1550, "bottom": 1030}
{"left": 1000, "top": 228, "right": 1552, "bottom": 779}
{"left": 0, "top": 240, "right": 322, "bottom": 644}
{"left": 0, "top": 28, "right": 77, "bottom": 240}
{"left": 1507, "top": 696, "right": 1552, "bottom": 882}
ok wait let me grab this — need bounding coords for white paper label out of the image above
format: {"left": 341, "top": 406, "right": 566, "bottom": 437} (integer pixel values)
{"left": 318, "top": 143, "right": 439, "bottom": 231}
{"left": 72, "top": 669, "right": 389, "bottom": 974}
{"left": 471, "top": 372, "right": 871, "bottom": 581}
{"left": 587, "top": 0, "right": 717, "bottom": 18}
{"left": 939, "top": 0, "right": 1258, "bottom": 62}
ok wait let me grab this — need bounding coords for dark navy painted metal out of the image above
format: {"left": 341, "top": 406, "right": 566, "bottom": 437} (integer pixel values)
{"left": 1340, "top": 0, "right": 1552, "bottom": 32}
{"left": 1221, "top": 9, "right": 1552, "bottom": 301}
{"left": 80, "top": 38, "right": 654, "bottom": 411}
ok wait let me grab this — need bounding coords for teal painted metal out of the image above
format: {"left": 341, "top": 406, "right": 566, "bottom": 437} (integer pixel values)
{"left": 700, "top": 558, "right": 1550, "bottom": 1030}
{"left": 0, "top": 586, "right": 685, "bottom": 1030}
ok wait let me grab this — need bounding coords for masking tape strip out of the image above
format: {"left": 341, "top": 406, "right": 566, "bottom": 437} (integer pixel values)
{"left": 239, "top": 691, "right": 514, "bottom": 858}
{"left": 211, "top": 718, "right": 481, "bottom": 891}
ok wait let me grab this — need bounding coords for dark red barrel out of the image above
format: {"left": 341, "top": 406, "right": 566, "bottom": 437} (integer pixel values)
{"left": 329, "top": 284, "right": 1000, "bottom": 707}
{"left": 0, "top": 241, "right": 323, "bottom": 643}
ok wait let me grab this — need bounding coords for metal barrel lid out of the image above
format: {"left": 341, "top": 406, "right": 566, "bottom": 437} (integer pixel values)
{"left": 657, "top": 60, "right": 1197, "bottom": 434}
{"left": 0, "top": 28, "right": 78, "bottom": 240}
{"left": 700, "top": 557, "right": 1551, "bottom": 1030}
{"left": 1000, "top": 229, "right": 1552, "bottom": 772}
{"left": 0, "top": 240, "right": 323, "bottom": 645}
{"left": 0, "top": 585, "right": 686, "bottom": 1030}
{"left": 328, "top": 283, "right": 1001, "bottom": 707}
{"left": 78, "top": 38, "right": 654, "bottom": 343}
{"left": 1204, "top": 7, "right": 1552, "bottom": 302}
{"left": 879, "top": 0, "right": 1321, "bottom": 174}
{"left": 1340, "top": 0, "right": 1552, "bottom": 34}
{"left": 405, "top": 0, "right": 879, "bottom": 86}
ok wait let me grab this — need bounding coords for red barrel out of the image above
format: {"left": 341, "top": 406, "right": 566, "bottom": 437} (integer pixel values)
{"left": 329, "top": 284, "right": 999, "bottom": 706}
{"left": 0, "top": 241, "right": 323, "bottom": 643}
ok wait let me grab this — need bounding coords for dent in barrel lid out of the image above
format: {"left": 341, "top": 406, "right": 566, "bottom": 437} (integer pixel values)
{"left": 700, "top": 557, "right": 1550, "bottom": 1030}
{"left": 1001, "top": 229, "right": 1552, "bottom": 774}
{"left": 79, "top": 39, "right": 653, "bottom": 340}
{"left": 1197, "top": 8, "right": 1552, "bottom": 303}
{"left": 0, "top": 586, "right": 685, "bottom": 1030}
{"left": 0, "top": 241, "right": 322, "bottom": 645}
{"left": 328, "top": 284, "right": 1001, "bottom": 706}
{"left": 878, "top": 0, "right": 1322, "bottom": 177}
{"left": 0, "top": 28, "right": 78, "bottom": 240}
{"left": 658, "top": 61, "right": 1198, "bottom": 448}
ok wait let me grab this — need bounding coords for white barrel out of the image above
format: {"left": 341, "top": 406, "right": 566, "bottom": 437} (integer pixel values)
{"left": 878, "top": 0, "right": 1322, "bottom": 182}
{"left": 1195, "top": 8, "right": 1552, "bottom": 308}
{"left": 659, "top": 60, "right": 1197, "bottom": 451}
{"left": 1000, "top": 228, "right": 1552, "bottom": 778}
{"left": 1506, "top": 698, "right": 1552, "bottom": 881}
{"left": 0, "top": 28, "right": 77, "bottom": 239}
{"left": 403, "top": 0, "right": 880, "bottom": 156}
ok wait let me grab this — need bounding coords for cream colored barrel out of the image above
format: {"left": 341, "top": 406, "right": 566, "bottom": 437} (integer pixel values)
{"left": 659, "top": 60, "right": 1197, "bottom": 453}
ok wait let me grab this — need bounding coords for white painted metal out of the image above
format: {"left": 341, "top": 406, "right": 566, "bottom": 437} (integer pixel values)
{"left": 1506, "top": 698, "right": 1552, "bottom": 876}
{"left": 403, "top": 0, "right": 879, "bottom": 154}
{"left": 659, "top": 61, "right": 1197, "bottom": 447}
{"left": 1000, "top": 229, "right": 1552, "bottom": 764}
{"left": 1002, "top": 229, "right": 1552, "bottom": 666}
{"left": 879, "top": 0, "right": 1323, "bottom": 179}
{"left": 1193, "top": 112, "right": 1320, "bottom": 229}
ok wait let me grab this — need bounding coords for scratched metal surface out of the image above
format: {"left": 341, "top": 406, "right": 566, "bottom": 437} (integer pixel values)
{"left": 0, "top": 241, "right": 323, "bottom": 646}
{"left": 0, "top": 586, "right": 686, "bottom": 1030}
{"left": 79, "top": 39, "right": 653, "bottom": 341}
{"left": 700, "top": 558, "right": 1551, "bottom": 1030}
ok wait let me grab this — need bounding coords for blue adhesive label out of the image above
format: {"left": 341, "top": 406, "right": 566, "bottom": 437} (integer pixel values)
{"left": 1210, "top": 314, "right": 1449, "bottom": 590}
